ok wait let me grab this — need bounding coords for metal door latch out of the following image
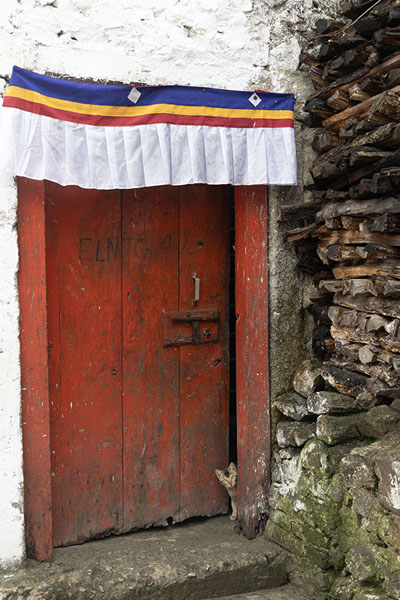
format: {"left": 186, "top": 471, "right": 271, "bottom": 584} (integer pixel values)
{"left": 163, "top": 308, "right": 219, "bottom": 347}
{"left": 192, "top": 272, "right": 200, "bottom": 305}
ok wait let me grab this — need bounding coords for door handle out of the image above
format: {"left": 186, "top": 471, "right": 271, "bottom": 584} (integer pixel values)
{"left": 192, "top": 272, "right": 200, "bottom": 305}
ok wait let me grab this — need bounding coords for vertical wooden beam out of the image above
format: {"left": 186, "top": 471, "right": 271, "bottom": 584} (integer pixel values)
{"left": 18, "top": 178, "right": 52, "bottom": 560}
{"left": 235, "top": 185, "right": 270, "bottom": 539}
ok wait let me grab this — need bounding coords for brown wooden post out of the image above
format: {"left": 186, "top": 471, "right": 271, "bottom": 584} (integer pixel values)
{"left": 235, "top": 185, "right": 270, "bottom": 539}
{"left": 18, "top": 177, "right": 53, "bottom": 560}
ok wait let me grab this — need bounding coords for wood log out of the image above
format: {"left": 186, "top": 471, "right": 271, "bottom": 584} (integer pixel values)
{"left": 389, "top": 7, "right": 400, "bottom": 26}
{"left": 350, "top": 146, "right": 392, "bottom": 166}
{"left": 331, "top": 323, "right": 400, "bottom": 354}
{"left": 328, "top": 356, "right": 400, "bottom": 386}
{"left": 326, "top": 243, "right": 400, "bottom": 261}
{"left": 326, "top": 89, "right": 351, "bottom": 111}
{"left": 322, "top": 86, "right": 400, "bottom": 131}
{"left": 312, "top": 125, "right": 400, "bottom": 189}
{"left": 333, "top": 291, "right": 400, "bottom": 319}
{"left": 374, "top": 28, "right": 400, "bottom": 49}
{"left": 326, "top": 275, "right": 400, "bottom": 297}
{"left": 326, "top": 190, "right": 351, "bottom": 201}
{"left": 333, "top": 263, "right": 400, "bottom": 281}
{"left": 343, "top": 0, "right": 383, "bottom": 19}
{"left": 313, "top": 52, "right": 400, "bottom": 100}
{"left": 386, "top": 67, "right": 400, "bottom": 87}
{"left": 321, "top": 364, "right": 370, "bottom": 396}
{"left": 371, "top": 167, "right": 400, "bottom": 194}
{"left": 312, "top": 129, "right": 340, "bottom": 152}
{"left": 278, "top": 200, "right": 322, "bottom": 222}
{"left": 341, "top": 216, "right": 370, "bottom": 230}
{"left": 323, "top": 45, "right": 378, "bottom": 79}
{"left": 315, "top": 18, "right": 349, "bottom": 36}
{"left": 348, "top": 178, "right": 374, "bottom": 198}
{"left": 349, "top": 83, "right": 372, "bottom": 102}
{"left": 384, "top": 279, "right": 400, "bottom": 296}
{"left": 318, "top": 230, "right": 400, "bottom": 247}
{"left": 316, "top": 196, "right": 400, "bottom": 223}
{"left": 367, "top": 213, "right": 400, "bottom": 233}
{"left": 368, "top": 90, "right": 400, "bottom": 122}
{"left": 285, "top": 223, "right": 318, "bottom": 242}
{"left": 304, "top": 98, "right": 333, "bottom": 119}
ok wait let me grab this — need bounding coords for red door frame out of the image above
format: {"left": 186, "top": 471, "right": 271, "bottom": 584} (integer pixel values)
{"left": 18, "top": 178, "right": 270, "bottom": 560}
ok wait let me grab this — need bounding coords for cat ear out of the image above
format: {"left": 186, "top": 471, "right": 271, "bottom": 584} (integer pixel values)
{"left": 215, "top": 469, "right": 223, "bottom": 478}
{"left": 228, "top": 462, "right": 237, "bottom": 473}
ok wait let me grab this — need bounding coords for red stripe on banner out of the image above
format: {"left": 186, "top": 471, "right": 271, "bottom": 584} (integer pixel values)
{"left": 4, "top": 97, "right": 294, "bottom": 129}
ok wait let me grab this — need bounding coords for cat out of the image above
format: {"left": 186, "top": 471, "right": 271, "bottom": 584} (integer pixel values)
{"left": 215, "top": 462, "right": 237, "bottom": 521}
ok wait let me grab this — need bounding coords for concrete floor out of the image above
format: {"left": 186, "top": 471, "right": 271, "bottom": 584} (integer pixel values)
{"left": 206, "top": 586, "right": 305, "bottom": 600}
{"left": 0, "top": 516, "right": 291, "bottom": 600}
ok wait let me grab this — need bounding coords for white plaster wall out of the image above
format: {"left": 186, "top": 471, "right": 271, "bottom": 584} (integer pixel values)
{"left": 0, "top": 0, "right": 341, "bottom": 566}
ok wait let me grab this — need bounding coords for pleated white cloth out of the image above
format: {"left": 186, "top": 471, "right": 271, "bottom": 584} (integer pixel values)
{"left": 0, "top": 66, "right": 297, "bottom": 189}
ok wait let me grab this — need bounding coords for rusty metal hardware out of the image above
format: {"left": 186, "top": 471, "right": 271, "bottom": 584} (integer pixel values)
{"left": 163, "top": 308, "right": 219, "bottom": 347}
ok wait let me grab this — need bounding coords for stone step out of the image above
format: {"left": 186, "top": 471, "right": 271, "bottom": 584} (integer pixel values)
{"left": 0, "top": 516, "right": 290, "bottom": 600}
{"left": 206, "top": 585, "right": 306, "bottom": 600}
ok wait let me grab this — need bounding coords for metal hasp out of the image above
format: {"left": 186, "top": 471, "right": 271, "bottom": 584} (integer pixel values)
{"left": 163, "top": 308, "right": 219, "bottom": 347}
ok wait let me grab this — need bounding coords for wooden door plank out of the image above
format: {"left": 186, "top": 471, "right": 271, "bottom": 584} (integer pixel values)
{"left": 179, "top": 185, "right": 230, "bottom": 520}
{"left": 122, "top": 187, "right": 180, "bottom": 530}
{"left": 235, "top": 186, "right": 270, "bottom": 539}
{"left": 46, "top": 184, "right": 123, "bottom": 546}
{"left": 18, "top": 178, "right": 53, "bottom": 560}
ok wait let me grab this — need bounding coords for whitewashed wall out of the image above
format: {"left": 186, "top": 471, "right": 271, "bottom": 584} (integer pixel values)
{"left": 0, "top": 0, "right": 341, "bottom": 567}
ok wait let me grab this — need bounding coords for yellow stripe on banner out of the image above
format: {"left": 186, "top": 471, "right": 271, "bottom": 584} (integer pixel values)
{"left": 6, "top": 86, "right": 294, "bottom": 121}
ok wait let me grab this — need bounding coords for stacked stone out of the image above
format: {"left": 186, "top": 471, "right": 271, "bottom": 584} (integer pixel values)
{"left": 266, "top": 359, "right": 400, "bottom": 600}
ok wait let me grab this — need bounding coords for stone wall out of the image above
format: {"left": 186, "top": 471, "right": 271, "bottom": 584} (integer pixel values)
{"left": 266, "top": 359, "right": 400, "bottom": 600}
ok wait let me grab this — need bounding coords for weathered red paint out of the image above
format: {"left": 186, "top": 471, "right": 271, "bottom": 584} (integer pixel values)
{"left": 46, "top": 184, "right": 123, "bottom": 546}
{"left": 235, "top": 186, "right": 270, "bottom": 539}
{"left": 122, "top": 187, "right": 180, "bottom": 530}
{"left": 179, "top": 185, "right": 230, "bottom": 519}
{"left": 18, "top": 178, "right": 53, "bottom": 560}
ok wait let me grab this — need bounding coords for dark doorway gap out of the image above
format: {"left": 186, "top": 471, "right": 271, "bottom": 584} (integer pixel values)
{"left": 229, "top": 187, "right": 237, "bottom": 465}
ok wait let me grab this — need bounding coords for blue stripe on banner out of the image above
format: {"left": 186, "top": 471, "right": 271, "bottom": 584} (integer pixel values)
{"left": 10, "top": 66, "right": 295, "bottom": 112}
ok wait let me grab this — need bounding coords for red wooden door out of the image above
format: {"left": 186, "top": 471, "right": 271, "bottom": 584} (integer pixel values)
{"left": 46, "top": 183, "right": 230, "bottom": 546}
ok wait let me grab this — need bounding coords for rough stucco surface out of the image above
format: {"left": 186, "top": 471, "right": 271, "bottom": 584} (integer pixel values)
{"left": 0, "top": 0, "right": 341, "bottom": 566}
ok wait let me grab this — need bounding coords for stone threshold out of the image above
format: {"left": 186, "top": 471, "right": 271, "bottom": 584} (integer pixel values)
{"left": 0, "top": 516, "right": 290, "bottom": 600}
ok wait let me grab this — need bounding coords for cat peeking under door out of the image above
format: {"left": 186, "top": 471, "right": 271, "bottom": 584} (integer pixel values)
{"left": 215, "top": 462, "right": 237, "bottom": 521}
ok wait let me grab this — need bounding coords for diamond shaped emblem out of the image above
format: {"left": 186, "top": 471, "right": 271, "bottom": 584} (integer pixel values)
{"left": 248, "top": 92, "right": 261, "bottom": 107}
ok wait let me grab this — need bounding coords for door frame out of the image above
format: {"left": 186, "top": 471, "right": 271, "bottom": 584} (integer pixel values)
{"left": 18, "top": 178, "right": 270, "bottom": 559}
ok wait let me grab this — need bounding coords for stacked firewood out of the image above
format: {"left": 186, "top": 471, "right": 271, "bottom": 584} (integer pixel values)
{"left": 281, "top": 0, "right": 400, "bottom": 396}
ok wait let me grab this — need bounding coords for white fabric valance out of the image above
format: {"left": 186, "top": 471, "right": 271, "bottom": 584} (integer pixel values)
{"left": 0, "top": 66, "right": 297, "bottom": 189}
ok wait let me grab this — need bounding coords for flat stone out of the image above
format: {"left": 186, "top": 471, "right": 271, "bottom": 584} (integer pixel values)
{"left": 316, "top": 414, "right": 360, "bottom": 446}
{"left": 357, "top": 406, "right": 400, "bottom": 439}
{"left": 356, "top": 392, "right": 378, "bottom": 411}
{"left": 321, "top": 366, "right": 368, "bottom": 397}
{"left": 0, "top": 517, "right": 289, "bottom": 600}
{"left": 300, "top": 438, "right": 332, "bottom": 473}
{"left": 274, "top": 392, "right": 310, "bottom": 421}
{"left": 345, "top": 544, "right": 379, "bottom": 583}
{"left": 307, "top": 391, "right": 362, "bottom": 415}
{"left": 375, "top": 455, "right": 400, "bottom": 515}
{"left": 339, "top": 451, "right": 377, "bottom": 490}
{"left": 353, "top": 590, "right": 390, "bottom": 600}
{"left": 329, "top": 575, "right": 359, "bottom": 600}
{"left": 207, "top": 584, "right": 308, "bottom": 600}
{"left": 293, "top": 423, "right": 316, "bottom": 447}
{"left": 276, "top": 422, "right": 315, "bottom": 448}
{"left": 385, "top": 571, "right": 400, "bottom": 599}
{"left": 348, "top": 488, "right": 380, "bottom": 518}
{"left": 390, "top": 398, "right": 400, "bottom": 412}
{"left": 293, "top": 359, "right": 324, "bottom": 398}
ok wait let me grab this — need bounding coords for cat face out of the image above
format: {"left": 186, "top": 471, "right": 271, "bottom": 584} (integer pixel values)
{"left": 215, "top": 462, "right": 237, "bottom": 488}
